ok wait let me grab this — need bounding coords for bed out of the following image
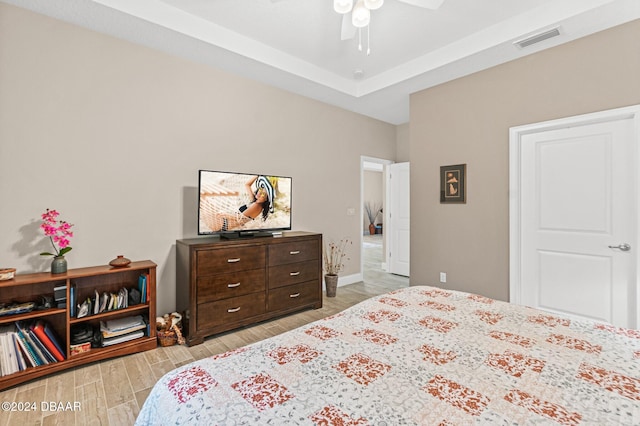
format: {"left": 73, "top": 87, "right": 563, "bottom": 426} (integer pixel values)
{"left": 136, "top": 286, "right": 640, "bottom": 425}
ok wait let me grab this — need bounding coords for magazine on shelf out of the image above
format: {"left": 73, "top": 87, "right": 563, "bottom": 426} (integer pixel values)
{"left": 1, "top": 334, "right": 14, "bottom": 375}
{"left": 100, "top": 322, "right": 146, "bottom": 339}
{"left": 99, "top": 292, "right": 109, "bottom": 313}
{"left": 138, "top": 275, "right": 147, "bottom": 303}
{"left": 12, "top": 333, "right": 26, "bottom": 372}
{"left": 0, "top": 326, "right": 19, "bottom": 376}
{"left": 12, "top": 334, "right": 27, "bottom": 369}
{"left": 70, "top": 286, "right": 75, "bottom": 317}
{"left": 93, "top": 290, "right": 100, "bottom": 315}
{"left": 118, "top": 287, "right": 128, "bottom": 308}
{"left": 103, "top": 315, "right": 145, "bottom": 333}
{"left": 14, "top": 328, "right": 41, "bottom": 367}
{"left": 14, "top": 331, "right": 39, "bottom": 368}
{"left": 102, "top": 330, "right": 144, "bottom": 347}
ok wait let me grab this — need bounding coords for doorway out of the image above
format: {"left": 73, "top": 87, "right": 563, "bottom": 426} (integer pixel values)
{"left": 362, "top": 157, "right": 389, "bottom": 278}
{"left": 360, "top": 156, "right": 410, "bottom": 286}
{"left": 509, "top": 105, "right": 640, "bottom": 329}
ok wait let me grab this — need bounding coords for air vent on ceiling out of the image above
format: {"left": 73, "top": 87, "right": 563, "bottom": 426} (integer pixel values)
{"left": 513, "top": 27, "right": 561, "bottom": 49}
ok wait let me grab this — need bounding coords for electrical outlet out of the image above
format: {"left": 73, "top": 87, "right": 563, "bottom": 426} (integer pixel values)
{"left": 347, "top": 208, "right": 355, "bottom": 216}
{"left": 439, "top": 272, "right": 447, "bottom": 283}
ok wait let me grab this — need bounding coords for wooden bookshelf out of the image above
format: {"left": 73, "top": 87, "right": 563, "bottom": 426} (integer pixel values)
{"left": 0, "top": 261, "right": 156, "bottom": 391}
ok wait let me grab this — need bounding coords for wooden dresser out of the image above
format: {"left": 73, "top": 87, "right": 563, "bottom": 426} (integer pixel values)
{"left": 176, "top": 231, "right": 322, "bottom": 346}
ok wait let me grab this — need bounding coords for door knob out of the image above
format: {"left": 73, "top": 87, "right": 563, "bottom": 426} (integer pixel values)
{"left": 608, "top": 243, "right": 631, "bottom": 251}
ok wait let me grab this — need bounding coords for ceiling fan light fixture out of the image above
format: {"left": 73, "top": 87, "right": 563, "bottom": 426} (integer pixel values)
{"left": 334, "top": 0, "right": 353, "bottom": 14}
{"left": 352, "top": 0, "right": 370, "bottom": 28}
{"left": 364, "top": 0, "right": 384, "bottom": 10}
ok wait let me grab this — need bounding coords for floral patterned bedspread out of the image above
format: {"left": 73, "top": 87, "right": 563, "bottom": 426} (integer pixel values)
{"left": 136, "top": 286, "right": 640, "bottom": 425}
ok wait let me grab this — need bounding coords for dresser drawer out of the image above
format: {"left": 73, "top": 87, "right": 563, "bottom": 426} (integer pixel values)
{"left": 268, "top": 281, "right": 319, "bottom": 312}
{"left": 197, "top": 293, "right": 266, "bottom": 329}
{"left": 268, "top": 260, "right": 319, "bottom": 289}
{"left": 197, "top": 269, "right": 265, "bottom": 303}
{"left": 197, "top": 246, "right": 266, "bottom": 276}
{"left": 269, "top": 240, "right": 319, "bottom": 266}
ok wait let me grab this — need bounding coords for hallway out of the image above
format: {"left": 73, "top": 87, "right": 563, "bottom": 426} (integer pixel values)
{"left": 362, "top": 233, "right": 409, "bottom": 289}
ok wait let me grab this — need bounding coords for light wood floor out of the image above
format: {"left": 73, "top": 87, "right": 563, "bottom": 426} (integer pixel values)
{"left": 0, "top": 234, "right": 408, "bottom": 425}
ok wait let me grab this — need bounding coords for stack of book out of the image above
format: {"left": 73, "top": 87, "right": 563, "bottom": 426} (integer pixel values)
{"left": 54, "top": 285, "right": 67, "bottom": 309}
{"left": 100, "top": 315, "right": 147, "bottom": 347}
{"left": 0, "top": 320, "right": 65, "bottom": 375}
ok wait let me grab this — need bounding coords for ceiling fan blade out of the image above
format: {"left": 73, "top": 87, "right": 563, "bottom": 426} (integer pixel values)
{"left": 397, "top": 0, "right": 445, "bottom": 10}
{"left": 341, "top": 14, "right": 357, "bottom": 40}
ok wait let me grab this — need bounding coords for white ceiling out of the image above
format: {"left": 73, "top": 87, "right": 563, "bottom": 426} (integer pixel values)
{"left": 4, "top": 0, "right": 639, "bottom": 124}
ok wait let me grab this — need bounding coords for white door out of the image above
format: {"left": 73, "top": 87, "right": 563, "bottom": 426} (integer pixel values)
{"left": 387, "top": 162, "right": 410, "bottom": 276}
{"left": 510, "top": 106, "right": 639, "bottom": 329}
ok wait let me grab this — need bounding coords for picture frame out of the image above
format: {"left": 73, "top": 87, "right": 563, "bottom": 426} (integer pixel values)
{"left": 440, "top": 164, "right": 466, "bottom": 203}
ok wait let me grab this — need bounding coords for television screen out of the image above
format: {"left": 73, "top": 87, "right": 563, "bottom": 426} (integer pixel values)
{"left": 198, "top": 170, "right": 292, "bottom": 237}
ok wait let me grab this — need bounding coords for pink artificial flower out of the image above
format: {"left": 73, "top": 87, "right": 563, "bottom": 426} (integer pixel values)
{"left": 40, "top": 209, "right": 74, "bottom": 257}
{"left": 41, "top": 224, "right": 57, "bottom": 236}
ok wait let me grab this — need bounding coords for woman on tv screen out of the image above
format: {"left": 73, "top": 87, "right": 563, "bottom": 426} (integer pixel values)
{"left": 222, "top": 175, "right": 271, "bottom": 230}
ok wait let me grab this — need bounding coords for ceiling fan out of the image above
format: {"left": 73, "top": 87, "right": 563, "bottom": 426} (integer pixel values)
{"left": 270, "top": 0, "right": 445, "bottom": 55}
{"left": 334, "top": 0, "right": 445, "bottom": 54}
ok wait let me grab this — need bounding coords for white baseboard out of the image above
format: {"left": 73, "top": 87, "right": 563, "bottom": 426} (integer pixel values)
{"left": 335, "top": 273, "right": 362, "bottom": 287}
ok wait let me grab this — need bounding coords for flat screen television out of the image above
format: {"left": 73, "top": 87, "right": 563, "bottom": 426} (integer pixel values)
{"left": 198, "top": 170, "right": 292, "bottom": 238}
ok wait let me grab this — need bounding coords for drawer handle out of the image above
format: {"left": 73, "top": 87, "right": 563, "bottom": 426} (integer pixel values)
{"left": 289, "top": 271, "right": 300, "bottom": 276}
{"left": 227, "top": 258, "right": 241, "bottom": 263}
{"left": 289, "top": 251, "right": 301, "bottom": 255}
{"left": 289, "top": 293, "right": 301, "bottom": 298}
{"left": 227, "top": 307, "right": 241, "bottom": 313}
{"left": 227, "top": 282, "right": 241, "bottom": 288}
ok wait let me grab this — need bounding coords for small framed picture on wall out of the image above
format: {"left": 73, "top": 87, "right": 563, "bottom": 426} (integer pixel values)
{"left": 440, "top": 164, "right": 466, "bottom": 204}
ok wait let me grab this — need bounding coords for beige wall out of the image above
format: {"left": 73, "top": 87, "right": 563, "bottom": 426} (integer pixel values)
{"left": 396, "top": 123, "right": 410, "bottom": 162}
{"left": 0, "top": 4, "right": 397, "bottom": 314}
{"left": 409, "top": 19, "right": 640, "bottom": 301}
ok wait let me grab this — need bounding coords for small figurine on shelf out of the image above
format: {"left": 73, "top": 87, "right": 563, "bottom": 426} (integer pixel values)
{"left": 109, "top": 255, "right": 131, "bottom": 268}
